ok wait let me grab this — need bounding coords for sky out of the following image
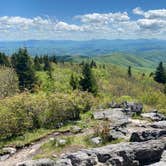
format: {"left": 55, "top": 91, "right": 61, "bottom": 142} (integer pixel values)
{"left": 0, "top": 0, "right": 166, "bottom": 41}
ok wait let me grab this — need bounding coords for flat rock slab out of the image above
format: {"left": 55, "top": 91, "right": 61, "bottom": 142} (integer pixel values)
{"left": 142, "top": 112, "right": 166, "bottom": 121}
{"left": 93, "top": 108, "right": 129, "bottom": 127}
{"left": 150, "top": 121, "right": 166, "bottom": 129}
{"left": 17, "top": 158, "right": 55, "bottom": 166}
{"left": 130, "top": 129, "right": 166, "bottom": 142}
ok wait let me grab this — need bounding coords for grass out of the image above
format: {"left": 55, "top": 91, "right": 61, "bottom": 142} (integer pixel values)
{"left": 34, "top": 132, "right": 125, "bottom": 160}
{"left": 0, "top": 128, "right": 55, "bottom": 149}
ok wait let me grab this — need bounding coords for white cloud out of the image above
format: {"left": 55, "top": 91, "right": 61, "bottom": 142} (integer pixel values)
{"left": 75, "top": 12, "right": 129, "bottom": 25}
{"left": 133, "top": 7, "right": 166, "bottom": 19}
{"left": 0, "top": 8, "right": 166, "bottom": 40}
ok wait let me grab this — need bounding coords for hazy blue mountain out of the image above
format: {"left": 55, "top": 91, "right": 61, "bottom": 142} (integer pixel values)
{"left": 0, "top": 39, "right": 166, "bottom": 70}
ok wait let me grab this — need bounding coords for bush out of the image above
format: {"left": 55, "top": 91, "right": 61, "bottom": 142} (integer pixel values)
{"left": 0, "top": 91, "right": 94, "bottom": 140}
{"left": 0, "top": 67, "right": 18, "bottom": 98}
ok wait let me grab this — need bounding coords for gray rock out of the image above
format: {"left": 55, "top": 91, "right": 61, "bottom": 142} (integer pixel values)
{"left": 58, "top": 139, "right": 67, "bottom": 146}
{"left": 2, "top": 147, "right": 16, "bottom": 155}
{"left": 17, "top": 158, "right": 55, "bottom": 166}
{"left": 142, "top": 111, "right": 166, "bottom": 121}
{"left": 130, "top": 129, "right": 166, "bottom": 142}
{"left": 91, "top": 137, "right": 102, "bottom": 145}
{"left": 150, "top": 121, "right": 166, "bottom": 129}
{"left": 109, "top": 130, "right": 126, "bottom": 140}
{"left": 148, "top": 150, "right": 166, "bottom": 166}
{"left": 93, "top": 108, "right": 129, "bottom": 127}
{"left": 70, "top": 126, "right": 82, "bottom": 134}
{"left": 54, "top": 138, "right": 166, "bottom": 166}
{"left": 0, "top": 154, "right": 10, "bottom": 161}
{"left": 65, "top": 151, "right": 98, "bottom": 166}
{"left": 55, "top": 158, "right": 72, "bottom": 166}
{"left": 122, "top": 102, "right": 143, "bottom": 115}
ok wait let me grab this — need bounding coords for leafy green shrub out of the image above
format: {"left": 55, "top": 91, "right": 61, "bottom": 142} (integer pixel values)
{"left": 0, "top": 91, "right": 94, "bottom": 140}
{"left": 0, "top": 67, "right": 18, "bottom": 98}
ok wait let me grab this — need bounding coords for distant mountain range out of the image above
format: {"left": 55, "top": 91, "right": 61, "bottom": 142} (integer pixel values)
{"left": 0, "top": 39, "right": 166, "bottom": 70}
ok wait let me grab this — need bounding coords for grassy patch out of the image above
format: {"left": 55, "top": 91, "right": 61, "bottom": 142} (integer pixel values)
{"left": 0, "top": 128, "right": 55, "bottom": 149}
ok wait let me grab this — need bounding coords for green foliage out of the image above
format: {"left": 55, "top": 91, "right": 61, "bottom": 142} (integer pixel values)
{"left": 11, "top": 48, "right": 36, "bottom": 91}
{"left": 0, "top": 67, "right": 19, "bottom": 98}
{"left": 154, "top": 61, "right": 166, "bottom": 84}
{"left": 0, "top": 52, "right": 10, "bottom": 67}
{"left": 80, "top": 63, "right": 98, "bottom": 95}
{"left": 70, "top": 73, "right": 79, "bottom": 90}
{"left": 34, "top": 56, "right": 42, "bottom": 71}
{"left": 0, "top": 91, "right": 94, "bottom": 140}
{"left": 128, "top": 66, "right": 132, "bottom": 77}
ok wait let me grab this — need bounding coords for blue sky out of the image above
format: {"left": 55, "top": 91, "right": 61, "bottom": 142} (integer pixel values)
{"left": 0, "top": 0, "right": 166, "bottom": 40}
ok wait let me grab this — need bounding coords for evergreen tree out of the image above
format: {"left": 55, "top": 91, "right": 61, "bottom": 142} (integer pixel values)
{"left": 11, "top": 48, "right": 36, "bottom": 91}
{"left": 90, "top": 60, "right": 97, "bottom": 68}
{"left": 43, "top": 55, "right": 51, "bottom": 71}
{"left": 0, "top": 52, "right": 10, "bottom": 67}
{"left": 34, "top": 56, "right": 42, "bottom": 71}
{"left": 154, "top": 62, "right": 166, "bottom": 84}
{"left": 49, "top": 55, "right": 57, "bottom": 63}
{"left": 128, "top": 66, "right": 132, "bottom": 77}
{"left": 80, "top": 63, "right": 98, "bottom": 95}
{"left": 70, "top": 73, "right": 79, "bottom": 90}
{"left": 43, "top": 55, "right": 52, "bottom": 78}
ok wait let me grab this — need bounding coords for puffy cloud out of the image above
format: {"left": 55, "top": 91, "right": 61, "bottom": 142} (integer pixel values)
{"left": 133, "top": 7, "right": 166, "bottom": 19}
{"left": 133, "top": 7, "right": 166, "bottom": 33}
{"left": 75, "top": 12, "right": 129, "bottom": 25}
{"left": 0, "top": 8, "right": 166, "bottom": 40}
{"left": 133, "top": 7, "right": 144, "bottom": 16}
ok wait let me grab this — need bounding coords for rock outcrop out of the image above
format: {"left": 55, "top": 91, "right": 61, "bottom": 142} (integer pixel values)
{"left": 58, "top": 138, "right": 166, "bottom": 166}
{"left": 93, "top": 108, "right": 129, "bottom": 127}
{"left": 17, "top": 138, "right": 166, "bottom": 166}
{"left": 142, "top": 111, "right": 166, "bottom": 121}
{"left": 130, "top": 129, "right": 166, "bottom": 142}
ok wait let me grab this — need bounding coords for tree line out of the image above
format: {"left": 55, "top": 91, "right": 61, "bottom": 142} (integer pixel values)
{"left": 0, "top": 48, "right": 57, "bottom": 91}
{"left": 0, "top": 48, "right": 165, "bottom": 95}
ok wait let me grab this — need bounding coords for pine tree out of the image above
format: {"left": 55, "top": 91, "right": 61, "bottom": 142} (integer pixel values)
{"left": 43, "top": 55, "right": 51, "bottom": 71}
{"left": 0, "top": 52, "right": 10, "bottom": 67}
{"left": 80, "top": 63, "right": 98, "bottom": 95}
{"left": 90, "top": 60, "right": 97, "bottom": 68}
{"left": 128, "top": 66, "right": 132, "bottom": 77}
{"left": 34, "top": 56, "right": 42, "bottom": 71}
{"left": 43, "top": 55, "right": 52, "bottom": 78}
{"left": 70, "top": 73, "right": 79, "bottom": 90}
{"left": 11, "top": 48, "right": 36, "bottom": 91}
{"left": 154, "top": 62, "right": 166, "bottom": 84}
{"left": 49, "top": 55, "right": 57, "bottom": 63}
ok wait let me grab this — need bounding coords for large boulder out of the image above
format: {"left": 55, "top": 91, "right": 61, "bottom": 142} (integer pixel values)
{"left": 17, "top": 158, "right": 55, "bottom": 166}
{"left": 141, "top": 111, "right": 166, "bottom": 121}
{"left": 130, "top": 129, "right": 166, "bottom": 142}
{"left": 93, "top": 108, "right": 129, "bottom": 127}
{"left": 148, "top": 150, "right": 166, "bottom": 166}
{"left": 122, "top": 102, "right": 143, "bottom": 115}
{"left": 54, "top": 138, "right": 166, "bottom": 166}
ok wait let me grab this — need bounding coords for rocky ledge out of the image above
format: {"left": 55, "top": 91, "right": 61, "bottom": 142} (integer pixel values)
{"left": 17, "top": 137, "right": 166, "bottom": 166}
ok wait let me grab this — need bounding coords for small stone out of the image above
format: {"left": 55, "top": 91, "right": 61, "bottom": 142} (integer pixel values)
{"left": 2, "top": 147, "right": 16, "bottom": 155}
{"left": 91, "top": 137, "right": 102, "bottom": 145}
{"left": 0, "top": 154, "right": 10, "bottom": 161}
{"left": 70, "top": 126, "right": 82, "bottom": 134}
{"left": 58, "top": 139, "right": 67, "bottom": 146}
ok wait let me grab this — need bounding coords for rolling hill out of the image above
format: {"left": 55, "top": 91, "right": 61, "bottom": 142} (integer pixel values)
{"left": 0, "top": 39, "right": 166, "bottom": 70}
